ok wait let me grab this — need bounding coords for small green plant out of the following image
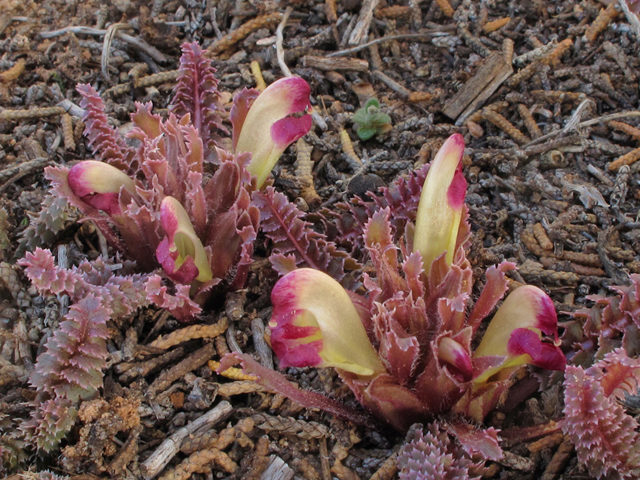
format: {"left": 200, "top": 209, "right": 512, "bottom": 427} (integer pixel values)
{"left": 352, "top": 98, "right": 392, "bottom": 140}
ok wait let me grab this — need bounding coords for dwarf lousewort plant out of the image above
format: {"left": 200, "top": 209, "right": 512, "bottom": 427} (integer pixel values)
{"left": 45, "top": 42, "right": 311, "bottom": 319}
{"left": 267, "top": 134, "right": 566, "bottom": 430}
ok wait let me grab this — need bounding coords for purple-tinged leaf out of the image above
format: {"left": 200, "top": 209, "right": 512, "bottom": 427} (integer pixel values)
{"left": 253, "top": 187, "right": 355, "bottom": 283}
{"left": 145, "top": 274, "right": 203, "bottom": 322}
{"left": 230, "top": 88, "right": 260, "bottom": 151}
{"left": 171, "top": 42, "right": 227, "bottom": 162}
{"left": 77, "top": 84, "right": 136, "bottom": 173}
{"left": 466, "top": 261, "right": 516, "bottom": 335}
{"left": 218, "top": 353, "right": 378, "bottom": 428}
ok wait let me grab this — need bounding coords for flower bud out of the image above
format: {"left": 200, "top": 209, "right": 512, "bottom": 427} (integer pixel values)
{"left": 413, "top": 134, "right": 467, "bottom": 272}
{"left": 156, "top": 196, "right": 213, "bottom": 283}
{"left": 234, "top": 77, "right": 312, "bottom": 187}
{"left": 473, "top": 285, "right": 565, "bottom": 383}
{"left": 68, "top": 160, "right": 136, "bottom": 215}
{"left": 438, "top": 336, "right": 473, "bottom": 382}
{"left": 270, "top": 268, "right": 385, "bottom": 376}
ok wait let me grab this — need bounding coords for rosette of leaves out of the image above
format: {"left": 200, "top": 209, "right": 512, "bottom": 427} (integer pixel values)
{"left": 352, "top": 98, "right": 392, "bottom": 140}
{"left": 219, "top": 135, "right": 566, "bottom": 433}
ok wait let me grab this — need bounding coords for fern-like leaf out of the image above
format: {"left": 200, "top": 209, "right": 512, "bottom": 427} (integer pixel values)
{"left": 22, "top": 398, "right": 77, "bottom": 453}
{"left": 571, "top": 274, "right": 640, "bottom": 357}
{"left": 76, "top": 84, "right": 136, "bottom": 173}
{"left": 325, "top": 164, "right": 429, "bottom": 253}
{"left": 398, "top": 422, "right": 482, "bottom": 480}
{"left": 30, "top": 294, "right": 110, "bottom": 402}
{"left": 16, "top": 193, "right": 75, "bottom": 257}
{"left": 563, "top": 349, "right": 640, "bottom": 479}
{"left": 252, "top": 187, "right": 356, "bottom": 281}
{"left": 145, "top": 274, "right": 202, "bottom": 321}
{"left": 19, "top": 248, "right": 151, "bottom": 318}
{"left": 170, "top": 42, "right": 226, "bottom": 162}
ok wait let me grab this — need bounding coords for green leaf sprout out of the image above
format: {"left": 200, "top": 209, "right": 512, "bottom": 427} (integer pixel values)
{"left": 352, "top": 98, "right": 392, "bottom": 141}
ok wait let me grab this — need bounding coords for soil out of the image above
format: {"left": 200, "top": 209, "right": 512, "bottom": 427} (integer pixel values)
{"left": 0, "top": 0, "right": 639, "bottom": 478}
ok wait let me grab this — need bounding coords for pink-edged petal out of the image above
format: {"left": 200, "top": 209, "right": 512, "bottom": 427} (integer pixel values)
{"left": 474, "top": 285, "right": 560, "bottom": 358}
{"left": 235, "top": 77, "right": 312, "bottom": 187}
{"left": 155, "top": 237, "right": 200, "bottom": 284}
{"left": 438, "top": 336, "right": 473, "bottom": 382}
{"left": 271, "top": 114, "right": 313, "bottom": 150}
{"left": 508, "top": 328, "right": 566, "bottom": 371}
{"left": 158, "top": 196, "right": 213, "bottom": 283}
{"left": 68, "top": 160, "right": 136, "bottom": 215}
{"left": 270, "top": 268, "right": 384, "bottom": 376}
{"left": 413, "top": 133, "right": 467, "bottom": 272}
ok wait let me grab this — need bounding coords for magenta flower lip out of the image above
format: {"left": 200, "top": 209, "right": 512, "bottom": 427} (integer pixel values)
{"left": 473, "top": 285, "right": 566, "bottom": 383}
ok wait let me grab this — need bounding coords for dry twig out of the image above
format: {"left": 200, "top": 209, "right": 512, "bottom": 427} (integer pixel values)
{"left": 149, "top": 318, "right": 228, "bottom": 350}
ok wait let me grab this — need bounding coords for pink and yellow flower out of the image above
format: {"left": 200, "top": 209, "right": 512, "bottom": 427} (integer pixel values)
{"left": 473, "top": 285, "right": 566, "bottom": 383}
{"left": 267, "top": 134, "right": 565, "bottom": 429}
{"left": 67, "top": 160, "right": 136, "bottom": 215}
{"left": 156, "top": 196, "right": 213, "bottom": 284}
{"left": 270, "top": 268, "right": 385, "bottom": 376}
{"left": 413, "top": 133, "right": 467, "bottom": 273}
{"left": 232, "top": 77, "right": 312, "bottom": 187}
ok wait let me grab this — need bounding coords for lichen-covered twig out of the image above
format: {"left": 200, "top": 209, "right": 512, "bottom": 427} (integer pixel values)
{"left": 369, "top": 451, "right": 397, "bottom": 480}
{"left": 158, "top": 417, "right": 255, "bottom": 480}
{"left": 116, "top": 347, "right": 185, "bottom": 383}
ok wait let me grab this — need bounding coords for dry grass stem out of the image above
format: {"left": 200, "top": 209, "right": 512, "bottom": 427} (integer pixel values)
{"left": 483, "top": 17, "right": 510, "bottom": 33}
{"left": 209, "top": 13, "right": 283, "bottom": 55}
{"left": 149, "top": 318, "right": 229, "bottom": 350}
{"left": 609, "top": 146, "right": 640, "bottom": 171}
{"left": 585, "top": 3, "right": 619, "bottom": 42}
{"left": 0, "top": 59, "right": 25, "bottom": 83}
